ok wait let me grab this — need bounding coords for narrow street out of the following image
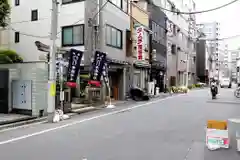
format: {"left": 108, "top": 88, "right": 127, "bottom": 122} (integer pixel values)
{"left": 0, "top": 88, "right": 239, "bottom": 160}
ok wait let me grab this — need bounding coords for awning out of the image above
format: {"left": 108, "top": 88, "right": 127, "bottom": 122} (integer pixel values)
{"left": 133, "top": 60, "right": 151, "bottom": 68}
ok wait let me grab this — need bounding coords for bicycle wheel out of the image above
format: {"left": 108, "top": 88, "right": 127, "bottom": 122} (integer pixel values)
{"left": 234, "top": 89, "right": 240, "bottom": 98}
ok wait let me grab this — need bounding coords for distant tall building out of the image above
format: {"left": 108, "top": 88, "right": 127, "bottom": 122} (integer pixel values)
{"left": 218, "top": 42, "right": 230, "bottom": 78}
{"left": 196, "top": 21, "right": 220, "bottom": 79}
{"left": 231, "top": 50, "right": 239, "bottom": 81}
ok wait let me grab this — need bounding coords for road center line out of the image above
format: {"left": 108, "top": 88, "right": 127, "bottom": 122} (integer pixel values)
{"left": 0, "top": 94, "right": 185, "bottom": 145}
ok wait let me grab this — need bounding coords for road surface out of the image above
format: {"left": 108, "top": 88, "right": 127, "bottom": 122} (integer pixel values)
{"left": 0, "top": 88, "right": 240, "bottom": 160}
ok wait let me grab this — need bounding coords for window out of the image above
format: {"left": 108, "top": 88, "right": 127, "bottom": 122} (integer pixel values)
{"left": 171, "top": 44, "right": 176, "bottom": 54}
{"left": 109, "top": 0, "right": 122, "bottom": 8}
{"left": 106, "top": 25, "right": 122, "bottom": 49}
{"left": 193, "top": 56, "right": 196, "bottom": 63}
{"left": 31, "top": 10, "right": 38, "bottom": 21}
{"left": 173, "top": 24, "right": 176, "bottom": 35}
{"left": 62, "top": 24, "right": 84, "bottom": 46}
{"left": 15, "top": 0, "right": 20, "bottom": 6}
{"left": 15, "top": 32, "right": 20, "bottom": 43}
{"left": 62, "top": 0, "right": 84, "bottom": 4}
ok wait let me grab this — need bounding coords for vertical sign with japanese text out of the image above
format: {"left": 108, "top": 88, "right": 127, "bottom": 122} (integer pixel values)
{"left": 66, "top": 49, "right": 83, "bottom": 88}
{"left": 136, "top": 26, "right": 144, "bottom": 60}
{"left": 89, "top": 51, "right": 107, "bottom": 87}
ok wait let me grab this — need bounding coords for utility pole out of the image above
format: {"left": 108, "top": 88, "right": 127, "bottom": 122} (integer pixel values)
{"left": 185, "top": 53, "right": 189, "bottom": 87}
{"left": 48, "top": 0, "right": 58, "bottom": 122}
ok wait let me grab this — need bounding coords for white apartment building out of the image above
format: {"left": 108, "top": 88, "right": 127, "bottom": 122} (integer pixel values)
{"left": 230, "top": 50, "right": 239, "bottom": 81}
{"left": 197, "top": 21, "right": 220, "bottom": 79}
{"left": 0, "top": 0, "right": 85, "bottom": 62}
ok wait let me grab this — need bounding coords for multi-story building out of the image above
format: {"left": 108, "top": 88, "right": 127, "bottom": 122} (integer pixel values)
{"left": 148, "top": 2, "right": 167, "bottom": 93}
{"left": 196, "top": 21, "right": 220, "bottom": 79}
{"left": 85, "top": 0, "right": 130, "bottom": 100}
{"left": 0, "top": 0, "right": 132, "bottom": 101}
{"left": 196, "top": 39, "right": 207, "bottom": 83}
{"left": 230, "top": 50, "right": 239, "bottom": 81}
{"left": 219, "top": 43, "right": 230, "bottom": 78}
{"left": 161, "top": 0, "right": 197, "bottom": 87}
{"left": 126, "top": 0, "right": 151, "bottom": 92}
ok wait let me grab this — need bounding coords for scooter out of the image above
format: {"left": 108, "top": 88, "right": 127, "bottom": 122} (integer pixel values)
{"left": 211, "top": 85, "right": 217, "bottom": 99}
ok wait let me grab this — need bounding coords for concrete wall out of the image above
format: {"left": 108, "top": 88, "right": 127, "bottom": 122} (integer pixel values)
{"left": 0, "top": 62, "right": 48, "bottom": 116}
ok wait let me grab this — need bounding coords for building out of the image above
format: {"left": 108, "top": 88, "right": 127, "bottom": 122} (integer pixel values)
{"left": 162, "top": 0, "right": 197, "bottom": 87}
{"left": 196, "top": 21, "right": 220, "bottom": 79}
{"left": 85, "top": 0, "right": 130, "bottom": 100}
{"left": 126, "top": 0, "right": 151, "bottom": 91}
{"left": 148, "top": 2, "right": 167, "bottom": 93}
{"left": 196, "top": 39, "right": 208, "bottom": 83}
{"left": 219, "top": 43, "right": 230, "bottom": 79}
{"left": 0, "top": 0, "right": 133, "bottom": 101}
{"left": 3, "top": 0, "right": 85, "bottom": 62}
{"left": 230, "top": 50, "right": 239, "bottom": 81}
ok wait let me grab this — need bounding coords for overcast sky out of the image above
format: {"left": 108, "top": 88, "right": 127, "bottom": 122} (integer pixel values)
{"left": 195, "top": 0, "right": 240, "bottom": 50}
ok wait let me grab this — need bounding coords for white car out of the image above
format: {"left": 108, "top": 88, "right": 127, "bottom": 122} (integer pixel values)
{"left": 220, "top": 78, "right": 232, "bottom": 88}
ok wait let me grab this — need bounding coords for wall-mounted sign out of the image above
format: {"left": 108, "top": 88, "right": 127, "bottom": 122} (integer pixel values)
{"left": 136, "top": 26, "right": 144, "bottom": 60}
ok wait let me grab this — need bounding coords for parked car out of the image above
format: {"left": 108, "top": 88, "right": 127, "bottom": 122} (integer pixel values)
{"left": 220, "top": 78, "right": 232, "bottom": 88}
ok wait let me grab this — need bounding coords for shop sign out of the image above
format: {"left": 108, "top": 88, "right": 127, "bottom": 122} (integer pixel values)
{"left": 136, "top": 26, "right": 144, "bottom": 60}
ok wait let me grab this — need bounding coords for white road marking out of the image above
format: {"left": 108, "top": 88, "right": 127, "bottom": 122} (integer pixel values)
{"left": 0, "top": 93, "right": 188, "bottom": 145}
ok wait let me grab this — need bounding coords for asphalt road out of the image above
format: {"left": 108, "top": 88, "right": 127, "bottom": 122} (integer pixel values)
{"left": 0, "top": 88, "right": 240, "bottom": 160}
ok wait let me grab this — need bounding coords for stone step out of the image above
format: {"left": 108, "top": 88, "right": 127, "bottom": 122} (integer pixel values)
{"left": 72, "top": 97, "right": 82, "bottom": 104}
{"left": 71, "top": 103, "right": 89, "bottom": 110}
{"left": 71, "top": 106, "right": 96, "bottom": 114}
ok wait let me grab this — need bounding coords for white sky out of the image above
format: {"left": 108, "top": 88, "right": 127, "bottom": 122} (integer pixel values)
{"left": 195, "top": 0, "right": 240, "bottom": 50}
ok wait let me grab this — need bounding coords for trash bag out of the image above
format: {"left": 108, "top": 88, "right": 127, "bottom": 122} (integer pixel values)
{"left": 129, "top": 87, "right": 150, "bottom": 101}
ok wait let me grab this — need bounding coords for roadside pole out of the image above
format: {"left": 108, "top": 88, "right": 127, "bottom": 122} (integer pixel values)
{"left": 186, "top": 53, "right": 189, "bottom": 87}
{"left": 47, "top": 0, "right": 59, "bottom": 122}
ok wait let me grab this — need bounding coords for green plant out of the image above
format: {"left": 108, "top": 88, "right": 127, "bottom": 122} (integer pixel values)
{"left": 0, "top": 50, "right": 23, "bottom": 63}
{"left": 188, "top": 85, "right": 193, "bottom": 89}
{"left": 0, "top": 0, "right": 10, "bottom": 27}
{"left": 195, "top": 84, "right": 201, "bottom": 88}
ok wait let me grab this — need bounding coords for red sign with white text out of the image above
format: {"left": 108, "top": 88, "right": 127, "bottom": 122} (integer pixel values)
{"left": 136, "top": 27, "right": 143, "bottom": 60}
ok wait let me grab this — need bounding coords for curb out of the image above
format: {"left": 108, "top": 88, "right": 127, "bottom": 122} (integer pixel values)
{"left": 0, "top": 117, "right": 47, "bottom": 131}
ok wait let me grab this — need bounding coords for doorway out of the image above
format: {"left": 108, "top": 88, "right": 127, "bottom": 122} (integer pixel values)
{"left": 0, "top": 69, "right": 9, "bottom": 113}
{"left": 110, "top": 72, "right": 120, "bottom": 100}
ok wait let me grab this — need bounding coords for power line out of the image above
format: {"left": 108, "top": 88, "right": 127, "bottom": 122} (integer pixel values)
{"left": 8, "top": 0, "right": 240, "bottom": 42}
{"left": 159, "top": 0, "right": 239, "bottom": 14}
{"left": 201, "top": 34, "right": 240, "bottom": 41}
{"left": 10, "top": 26, "right": 49, "bottom": 38}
